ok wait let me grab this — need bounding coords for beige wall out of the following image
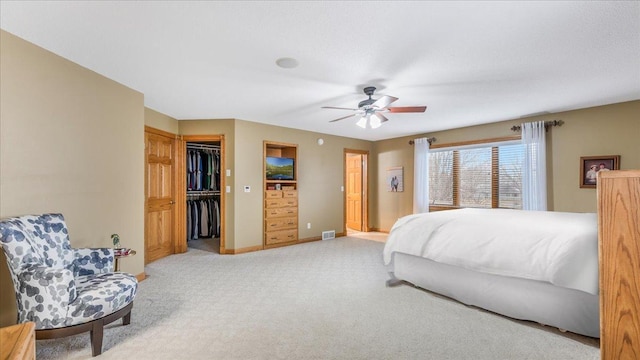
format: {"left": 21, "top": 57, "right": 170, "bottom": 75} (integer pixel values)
{"left": 549, "top": 101, "right": 639, "bottom": 211}
{"left": 373, "top": 100, "right": 640, "bottom": 231}
{"left": 179, "top": 119, "right": 373, "bottom": 250}
{"left": 233, "top": 120, "right": 373, "bottom": 249}
{"left": 145, "top": 107, "right": 179, "bottom": 134}
{"left": 372, "top": 137, "right": 416, "bottom": 231}
{"left": 0, "top": 30, "right": 145, "bottom": 326}
{"left": 177, "top": 119, "right": 236, "bottom": 248}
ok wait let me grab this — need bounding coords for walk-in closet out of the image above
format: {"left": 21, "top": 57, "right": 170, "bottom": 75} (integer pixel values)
{"left": 186, "top": 140, "right": 222, "bottom": 253}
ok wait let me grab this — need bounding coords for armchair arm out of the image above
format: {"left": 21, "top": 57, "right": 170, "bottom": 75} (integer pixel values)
{"left": 73, "top": 248, "right": 114, "bottom": 275}
{"left": 16, "top": 264, "right": 76, "bottom": 327}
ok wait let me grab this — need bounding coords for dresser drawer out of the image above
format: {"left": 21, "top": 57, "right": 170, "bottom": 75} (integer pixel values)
{"left": 265, "top": 217, "right": 297, "bottom": 231}
{"left": 282, "top": 190, "right": 297, "bottom": 198}
{"left": 265, "top": 198, "right": 298, "bottom": 208}
{"left": 265, "top": 190, "right": 282, "bottom": 199}
{"left": 265, "top": 229, "right": 298, "bottom": 245}
{"left": 265, "top": 207, "right": 298, "bottom": 218}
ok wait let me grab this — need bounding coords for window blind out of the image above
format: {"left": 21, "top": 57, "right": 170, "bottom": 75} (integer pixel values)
{"left": 429, "top": 141, "right": 524, "bottom": 209}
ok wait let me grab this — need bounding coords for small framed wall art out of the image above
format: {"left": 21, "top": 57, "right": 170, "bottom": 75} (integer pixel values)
{"left": 580, "top": 155, "right": 620, "bottom": 188}
{"left": 387, "top": 166, "right": 404, "bottom": 192}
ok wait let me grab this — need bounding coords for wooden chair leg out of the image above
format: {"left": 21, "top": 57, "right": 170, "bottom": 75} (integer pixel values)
{"left": 90, "top": 319, "right": 104, "bottom": 357}
{"left": 35, "top": 303, "right": 133, "bottom": 356}
{"left": 123, "top": 310, "right": 131, "bottom": 326}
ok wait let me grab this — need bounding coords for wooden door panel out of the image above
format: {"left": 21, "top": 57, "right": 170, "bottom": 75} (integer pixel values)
{"left": 145, "top": 130, "right": 175, "bottom": 264}
{"left": 346, "top": 154, "right": 362, "bottom": 231}
{"left": 146, "top": 206, "right": 173, "bottom": 261}
{"left": 147, "top": 163, "right": 172, "bottom": 199}
{"left": 147, "top": 135, "right": 174, "bottom": 159}
{"left": 347, "top": 198, "right": 361, "bottom": 228}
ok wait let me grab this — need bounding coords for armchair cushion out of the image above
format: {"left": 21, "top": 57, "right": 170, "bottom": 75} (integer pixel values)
{"left": 73, "top": 248, "right": 115, "bottom": 276}
{"left": 66, "top": 272, "right": 137, "bottom": 326}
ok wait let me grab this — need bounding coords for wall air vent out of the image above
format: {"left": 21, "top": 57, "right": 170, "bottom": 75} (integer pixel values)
{"left": 322, "top": 230, "right": 336, "bottom": 240}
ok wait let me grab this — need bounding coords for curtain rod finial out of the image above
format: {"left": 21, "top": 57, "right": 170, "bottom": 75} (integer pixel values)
{"left": 409, "top": 137, "right": 436, "bottom": 146}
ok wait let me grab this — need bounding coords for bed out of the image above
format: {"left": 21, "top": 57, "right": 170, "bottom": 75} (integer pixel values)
{"left": 383, "top": 208, "right": 600, "bottom": 338}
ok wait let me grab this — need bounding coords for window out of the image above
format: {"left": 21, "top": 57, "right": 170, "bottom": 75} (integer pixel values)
{"left": 429, "top": 140, "right": 524, "bottom": 210}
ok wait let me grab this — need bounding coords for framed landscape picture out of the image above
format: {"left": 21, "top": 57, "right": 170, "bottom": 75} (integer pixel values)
{"left": 580, "top": 155, "right": 620, "bottom": 188}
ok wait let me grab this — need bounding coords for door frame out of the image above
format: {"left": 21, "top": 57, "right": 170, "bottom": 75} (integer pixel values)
{"left": 180, "top": 134, "right": 226, "bottom": 254}
{"left": 343, "top": 149, "right": 369, "bottom": 234}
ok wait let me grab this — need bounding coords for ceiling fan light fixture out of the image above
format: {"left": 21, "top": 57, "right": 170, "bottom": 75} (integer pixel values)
{"left": 325, "top": 86, "right": 427, "bottom": 127}
{"left": 370, "top": 114, "right": 382, "bottom": 129}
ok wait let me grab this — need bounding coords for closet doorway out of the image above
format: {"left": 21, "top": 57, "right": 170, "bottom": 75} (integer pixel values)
{"left": 180, "top": 135, "right": 225, "bottom": 254}
{"left": 344, "top": 149, "right": 368, "bottom": 233}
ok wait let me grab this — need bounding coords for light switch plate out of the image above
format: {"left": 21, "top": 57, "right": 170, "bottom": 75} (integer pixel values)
{"left": 226, "top": 186, "right": 231, "bottom": 193}
{"left": 226, "top": 169, "right": 231, "bottom": 177}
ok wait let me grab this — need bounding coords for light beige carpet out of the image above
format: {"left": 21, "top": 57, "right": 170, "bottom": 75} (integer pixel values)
{"left": 35, "top": 237, "right": 599, "bottom": 359}
{"left": 346, "top": 230, "right": 388, "bottom": 243}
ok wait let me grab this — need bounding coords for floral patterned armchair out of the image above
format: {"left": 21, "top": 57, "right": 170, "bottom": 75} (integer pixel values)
{"left": 0, "top": 213, "right": 138, "bottom": 356}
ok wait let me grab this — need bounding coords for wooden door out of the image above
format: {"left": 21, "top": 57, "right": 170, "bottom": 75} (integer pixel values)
{"left": 346, "top": 153, "right": 363, "bottom": 231}
{"left": 145, "top": 128, "right": 176, "bottom": 264}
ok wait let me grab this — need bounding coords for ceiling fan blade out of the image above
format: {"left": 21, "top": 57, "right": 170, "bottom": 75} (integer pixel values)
{"left": 387, "top": 106, "right": 427, "bottom": 113}
{"left": 321, "top": 106, "right": 359, "bottom": 111}
{"left": 329, "top": 113, "right": 357, "bottom": 123}
{"left": 371, "top": 95, "right": 398, "bottom": 109}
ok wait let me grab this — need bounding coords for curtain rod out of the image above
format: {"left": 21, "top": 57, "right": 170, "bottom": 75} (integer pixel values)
{"left": 408, "top": 137, "right": 436, "bottom": 146}
{"left": 510, "top": 119, "right": 564, "bottom": 132}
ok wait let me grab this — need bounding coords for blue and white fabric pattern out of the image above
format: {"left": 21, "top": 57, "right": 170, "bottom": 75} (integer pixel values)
{"left": 0, "top": 213, "right": 137, "bottom": 329}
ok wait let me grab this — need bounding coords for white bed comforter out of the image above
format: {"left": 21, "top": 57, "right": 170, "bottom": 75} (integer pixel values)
{"left": 383, "top": 208, "right": 598, "bottom": 295}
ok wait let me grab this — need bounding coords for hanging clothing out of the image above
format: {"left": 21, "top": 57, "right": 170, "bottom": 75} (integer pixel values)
{"left": 186, "top": 143, "right": 221, "bottom": 241}
{"left": 186, "top": 147, "right": 220, "bottom": 191}
{"left": 186, "top": 197, "right": 221, "bottom": 240}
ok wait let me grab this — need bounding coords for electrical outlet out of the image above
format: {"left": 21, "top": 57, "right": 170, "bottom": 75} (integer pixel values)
{"left": 307, "top": 223, "right": 311, "bottom": 229}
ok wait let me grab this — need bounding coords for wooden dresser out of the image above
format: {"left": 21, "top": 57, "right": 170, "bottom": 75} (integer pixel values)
{"left": 263, "top": 141, "right": 298, "bottom": 249}
{"left": 264, "top": 189, "right": 298, "bottom": 246}
{"left": 0, "top": 322, "right": 36, "bottom": 360}
{"left": 597, "top": 170, "right": 640, "bottom": 359}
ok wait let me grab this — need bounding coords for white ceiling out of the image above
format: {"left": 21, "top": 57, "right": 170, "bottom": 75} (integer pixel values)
{"left": 1, "top": 1, "right": 639, "bottom": 141}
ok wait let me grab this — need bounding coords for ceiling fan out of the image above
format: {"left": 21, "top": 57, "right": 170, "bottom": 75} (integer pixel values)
{"left": 322, "top": 86, "right": 427, "bottom": 128}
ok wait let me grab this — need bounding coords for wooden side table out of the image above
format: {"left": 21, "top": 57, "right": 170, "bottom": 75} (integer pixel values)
{"left": 0, "top": 322, "right": 35, "bottom": 360}
{"left": 114, "top": 249, "right": 136, "bottom": 272}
